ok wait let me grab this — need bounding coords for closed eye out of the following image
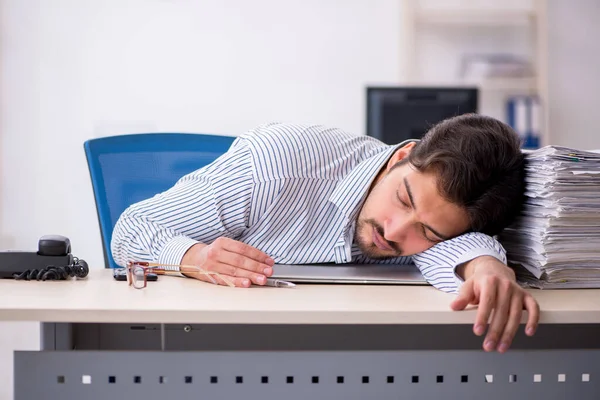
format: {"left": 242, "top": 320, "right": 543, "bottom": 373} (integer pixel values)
{"left": 396, "top": 190, "right": 409, "bottom": 208}
{"left": 398, "top": 190, "right": 441, "bottom": 243}
{"left": 420, "top": 225, "right": 440, "bottom": 244}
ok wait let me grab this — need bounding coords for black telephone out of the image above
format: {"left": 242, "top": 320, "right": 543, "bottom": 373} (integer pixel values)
{"left": 0, "top": 235, "right": 89, "bottom": 280}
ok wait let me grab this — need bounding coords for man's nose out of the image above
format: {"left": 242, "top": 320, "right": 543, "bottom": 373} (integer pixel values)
{"left": 383, "top": 213, "right": 414, "bottom": 243}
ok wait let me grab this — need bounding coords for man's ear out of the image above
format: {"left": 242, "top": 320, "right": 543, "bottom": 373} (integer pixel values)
{"left": 386, "top": 142, "right": 416, "bottom": 170}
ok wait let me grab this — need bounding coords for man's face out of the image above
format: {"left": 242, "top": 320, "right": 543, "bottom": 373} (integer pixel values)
{"left": 354, "top": 145, "right": 470, "bottom": 259}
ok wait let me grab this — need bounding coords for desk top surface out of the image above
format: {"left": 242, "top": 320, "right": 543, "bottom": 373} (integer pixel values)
{"left": 0, "top": 269, "right": 599, "bottom": 324}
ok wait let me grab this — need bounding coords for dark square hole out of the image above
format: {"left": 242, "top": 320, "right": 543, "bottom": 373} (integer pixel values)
{"left": 210, "top": 376, "right": 218, "bottom": 384}
{"left": 312, "top": 376, "right": 319, "bottom": 384}
{"left": 362, "top": 376, "right": 369, "bottom": 384}
{"left": 387, "top": 376, "right": 394, "bottom": 383}
{"left": 261, "top": 376, "right": 269, "bottom": 384}
{"left": 411, "top": 375, "right": 419, "bottom": 383}
{"left": 57, "top": 376, "right": 65, "bottom": 384}
{"left": 337, "top": 376, "right": 344, "bottom": 384}
{"left": 436, "top": 375, "right": 444, "bottom": 383}
{"left": 108, "top": 376, "right": 116, "bottom": 384}
{"left": 134, "top": 376, "right": 142, "bottom": 384}
{"left": 461, "top": 375, "right": 468, "bottom": 383}
{"left": 185, "top": 376, "right": 192, "bottom": 384}
{"left": 236, "top": 376, "right": 243, "bottom": 384}
{"left": 286, "top": 376, "right": 294, "bottom": 384}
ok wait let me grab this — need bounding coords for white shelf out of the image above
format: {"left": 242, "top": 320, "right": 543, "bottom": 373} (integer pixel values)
{"left": 415, "top": 9, "right": 536, "bottom": 26}
{"left": 401, "top": 0, "right": 548, "bottom": 145}
{"left": 405, "top": 77, "right": 537, "bottom": 93}
{"left": 465, "top": 77, "right": 537, "bottom": 92}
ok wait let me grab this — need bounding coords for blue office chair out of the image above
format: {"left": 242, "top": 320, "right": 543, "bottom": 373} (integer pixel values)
{"left": 84, "top": 133, "right": 236, "bottom": 269}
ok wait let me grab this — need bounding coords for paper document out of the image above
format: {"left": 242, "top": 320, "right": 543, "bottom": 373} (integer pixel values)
{"left": 499, "top": 145, "right": 600, "bottom": 289}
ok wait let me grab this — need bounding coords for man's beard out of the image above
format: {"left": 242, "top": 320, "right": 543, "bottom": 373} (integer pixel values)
{"left": 354, "top": 218, "right": 402, "bottom": 260}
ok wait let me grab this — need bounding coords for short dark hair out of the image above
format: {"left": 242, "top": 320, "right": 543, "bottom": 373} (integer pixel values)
{"left": 406, "top": 113, "right": 525, "bottom": 236}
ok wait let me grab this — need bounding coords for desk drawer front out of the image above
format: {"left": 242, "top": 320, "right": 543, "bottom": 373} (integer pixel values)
{"left": 15, "top": 350, "right": 600, "bottom": 400}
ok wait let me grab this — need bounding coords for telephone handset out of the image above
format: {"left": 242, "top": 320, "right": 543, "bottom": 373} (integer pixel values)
{"left": 0, "top": 234, "right": 89, "bottom": 280}
{"left": 39, "top": 235, "right": 72, "bottom": 256}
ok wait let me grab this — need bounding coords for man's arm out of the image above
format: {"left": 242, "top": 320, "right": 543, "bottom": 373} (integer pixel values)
{"left": 110, "top": 137, "right": 273, "bottom": 287}
{"left": 412, "top": 232, "right": 539, "bottom": 353}
{"left": 452, "top": 255, "right": 539, "bottom": 353}
{"left": 411, "top": 231, "right": 507, "bottom": 293}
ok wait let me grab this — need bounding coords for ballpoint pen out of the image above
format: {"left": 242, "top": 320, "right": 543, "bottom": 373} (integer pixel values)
{"left": 265, "top": 278, "right": 296, "bottom": 288}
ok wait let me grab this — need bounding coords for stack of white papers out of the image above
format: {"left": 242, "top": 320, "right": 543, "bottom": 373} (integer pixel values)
{"left": 499, "top": 146, "right": 600, "bottom": 289}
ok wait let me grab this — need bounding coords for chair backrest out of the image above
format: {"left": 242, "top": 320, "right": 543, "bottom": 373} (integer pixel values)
{"left": 84, "top": 133, "right": 236, "bottom": 269}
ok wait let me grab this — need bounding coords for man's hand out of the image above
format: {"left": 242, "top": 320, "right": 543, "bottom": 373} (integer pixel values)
{"left": 451, "top": 256, "right": 540, "bottom": 353}
{"left": 181, "top": 238, "right": 274, "bottom": 288}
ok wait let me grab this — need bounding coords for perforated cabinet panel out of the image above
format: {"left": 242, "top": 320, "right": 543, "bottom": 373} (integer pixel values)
{"left": 15, "top": 350, "right": 599, "bottom": 399}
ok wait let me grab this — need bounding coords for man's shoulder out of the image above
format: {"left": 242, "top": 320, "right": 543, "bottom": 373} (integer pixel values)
{"left": 238, "top": 122, "right": 361, "bottom": 147}
{"left": 235, "top": 122, "right": 386, "bottom": 180}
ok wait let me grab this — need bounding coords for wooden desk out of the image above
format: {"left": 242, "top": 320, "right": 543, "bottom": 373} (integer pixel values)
{"left": 3, "top": 270, "right": 600, "bottom": 400}
{"left": 1, "top": 269, "right": 599, "bottom": 324}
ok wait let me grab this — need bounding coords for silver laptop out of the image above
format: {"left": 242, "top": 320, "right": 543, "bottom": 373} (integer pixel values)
{"left": 271, "top": 263, "right": 427, "bottom": 285}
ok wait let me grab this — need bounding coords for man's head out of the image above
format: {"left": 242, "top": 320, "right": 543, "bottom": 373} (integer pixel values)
{"left": 355, "top": 113, "right": 525, "bottom": 259}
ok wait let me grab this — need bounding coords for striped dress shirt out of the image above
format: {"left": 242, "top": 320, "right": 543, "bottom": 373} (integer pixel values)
{"left": 111, "top": 122, "right": 507, "bottom": 293}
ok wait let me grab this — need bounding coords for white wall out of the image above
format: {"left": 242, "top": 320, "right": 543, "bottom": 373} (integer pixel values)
{"left": 546, "top": 0, "right": 600, "bottom": 149}
{"left": 0, "top": 0, "right": 401, "bottom": 398}
{"left": 1, "top": 0, "right": 402, "bottom": 268}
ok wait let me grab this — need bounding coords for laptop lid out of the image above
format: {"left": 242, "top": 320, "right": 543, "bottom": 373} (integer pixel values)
{"left": 271, "top": 263, "right": 427, "bottom": 285}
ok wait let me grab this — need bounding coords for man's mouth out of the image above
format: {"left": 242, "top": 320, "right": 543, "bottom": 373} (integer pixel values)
{"left": 372, "top": 227, "right": 394, "bottom": 251}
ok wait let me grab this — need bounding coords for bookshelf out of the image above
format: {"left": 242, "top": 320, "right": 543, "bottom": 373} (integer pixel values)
{"left": 400, "top": 0, "right": 549, "bottom": 146}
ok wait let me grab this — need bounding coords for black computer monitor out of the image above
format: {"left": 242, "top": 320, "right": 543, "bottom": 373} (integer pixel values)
{"left": 366, "top": 87, "right": 478, "bottom": 144}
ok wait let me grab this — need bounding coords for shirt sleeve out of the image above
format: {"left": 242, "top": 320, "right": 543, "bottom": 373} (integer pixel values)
{"left": 411, "top": 232, "right": 507, "bottom": 294}
{"left": 110, "top": 137, "right": 255, "bottom": 269}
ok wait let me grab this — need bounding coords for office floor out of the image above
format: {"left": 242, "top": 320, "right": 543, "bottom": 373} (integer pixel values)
{"left": 0, "top": 322, "right": 39, "bottom": 400}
